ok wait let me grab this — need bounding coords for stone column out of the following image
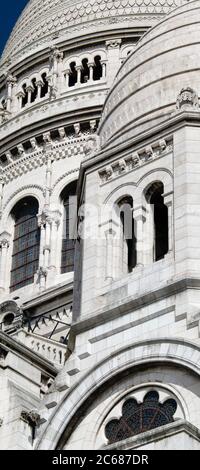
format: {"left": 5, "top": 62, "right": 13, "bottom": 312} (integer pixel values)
{"left": 102, "top": 61, "right": 107, "bottom": 79}
{"left": 48, "top": 211, "right": 62, "bottom": 271}
{"left": 27, "top": 85, "right": 34, "bottom": 104}
{"left": 88, "top": 63, "right": 93, "bottom": 82}
{"left": 105, "top": 224, "right": 116, "bottom": 281}
{"left": 36, "top": 80, "right": 43, "bottom": 99}
{"left": 6, "top": 74, "right": 17, "bottom": 113}
{"left": 76, "top": 66, "right": 82, "bottom": 85}
{"left": 0, "top": 232, "right": 11, "bottom": 291}
{"left": 49, "top": 46, "right": 63, "bottom": 98}
{"left": 133, "top": 206, "right": 147, "bottom": 267}
{"left": 163, "top": 190, "right": 174, "bottom": 255}
{"left": 16, "top": 92, "right": 24, "bottom": 110}
{"left": 106, "top": 39, "right": 121, "bottom": 86}
{"left": 65, "top": 69, "right": 70, "bottom": 88}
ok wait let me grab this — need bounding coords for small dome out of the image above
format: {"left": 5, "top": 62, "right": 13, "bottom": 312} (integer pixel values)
{"left": 99, "top": 0, "right": 200, "bottom": 148}
{"left": 1, "top": 0, "right": 184, "bottom": 65}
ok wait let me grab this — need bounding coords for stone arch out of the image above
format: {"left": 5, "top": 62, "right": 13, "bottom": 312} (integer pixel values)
{"left": 2, "top": 185, "right": 44, "bottom": 225}
{"left": 35, "top": 338, "right": 200, "bottom": 450}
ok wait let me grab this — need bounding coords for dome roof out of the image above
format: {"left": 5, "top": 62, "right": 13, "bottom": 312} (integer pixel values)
{"left": 99, "top": 0, "right": 200, "bottom": 148}
{"left": 1, "top": 0, "right": 184, "bottom": 65}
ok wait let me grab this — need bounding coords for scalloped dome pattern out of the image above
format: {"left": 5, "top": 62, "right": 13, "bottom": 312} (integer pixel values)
{"left": 99, "top": 0, "right": 200, "bottom": 148}
{"left": 1, "top": 0, "right": 184, "bottom": 64}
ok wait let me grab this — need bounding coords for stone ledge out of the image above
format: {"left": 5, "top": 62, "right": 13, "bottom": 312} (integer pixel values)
{"left": 103, "top": 420, "right": 200, "bottom": 450}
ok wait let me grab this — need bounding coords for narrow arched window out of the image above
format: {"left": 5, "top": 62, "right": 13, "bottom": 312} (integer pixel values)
{"left": 61, "top": 181, "right": 77, "bottom": 273}
{"left": 81, "top": 58, "right": 89, "bottom": 83}
{"left": 146, "top": 182, "right": 168, "bottom": 261}
{"left": 93, "top": 55, "right": 102, "bottom": 81}
{"left": 41, "top": 73, "right": 48, "bottom": 98}
{"left": 10, "top": 197, "right": 40, "bottom": 292}
{"left": 118, "top": 197, "right": 136, "bottom": 273}
{"left": 69, "top": 62, "right": 77, "bottom": 87}
{"left": 31, "top": 78, "right": 37, "bottom": 103}
{"left": 22, "top": 84, "right": 28, "bottom": 107}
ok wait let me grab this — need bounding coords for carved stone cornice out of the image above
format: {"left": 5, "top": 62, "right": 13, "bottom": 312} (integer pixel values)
{"left": 98, "top": 138, "right": 172, "bottom": 184}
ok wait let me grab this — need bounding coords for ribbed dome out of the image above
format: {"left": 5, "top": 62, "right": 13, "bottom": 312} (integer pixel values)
{"left": 99, "top": 0, "right": 200, "bottom": 148}
{"left": 1, "top": 0, "right": 184, "bottom": 65}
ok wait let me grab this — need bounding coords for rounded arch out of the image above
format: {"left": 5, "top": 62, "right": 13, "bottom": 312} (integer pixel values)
{"left": 51, "top": 171, "right": 79, "bottom": 205}
{"left": 2, "top": 185, "right": 44, "bottom": 225}
{"left": 134, "top": 168, "right": 173, "bottom": 204}
{"left": 35, "top": 338, "right": 200, "bottom": 450}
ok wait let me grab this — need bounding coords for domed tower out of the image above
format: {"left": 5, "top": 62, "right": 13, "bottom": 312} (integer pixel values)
{"left": 0, "top": 0, "right": 190, "bottom": 451}
{"left": 0, "top": 0, "right": 183, "bottom": 335}
{"left": 33, "top": 0, "right": 200, "bottom": 451}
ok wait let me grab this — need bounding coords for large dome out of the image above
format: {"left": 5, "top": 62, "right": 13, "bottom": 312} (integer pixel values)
{"left": 1, "top": 0, "right": 184, "bottom": 65}
{"left": 99, "top": 0, "right": 200, "bottom": 148}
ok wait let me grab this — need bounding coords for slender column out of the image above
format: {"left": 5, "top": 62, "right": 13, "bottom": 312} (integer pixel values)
{"left": 65, "top": 69, "right": 70, "bottom": 88}
{"left": 16, "top": 92, "right": 24, "bottom": 110}
{"left": 88, "top": 63, "right": 93, "bottom": 82}
{"left": 76, "top": 66, "right": 82, "bottom": 84}
{"left": 163, "top": 191, "right": 174, "bottom": 254}
{"left": 48, "top": 212, "right": 62, "bottom": 270}
{"left": 105, "top": 225, "right": 116, "bottom": 280}
{"left": 133, "top": 206, "right": 147, "bottom": 267}
{"left": 0, "top": 233, "right": 11, "bottom": 290}
{"left": 36, "top": 80, "right": 43, "bottom": 99}
{"left": 102, "top": 61, "right": 107, "bottom": 79}
{"left": 27, "top": 86, "right": 33, "bottom": 104}
{"left": 6, "top": 75, "right": 17, "bottom": 113}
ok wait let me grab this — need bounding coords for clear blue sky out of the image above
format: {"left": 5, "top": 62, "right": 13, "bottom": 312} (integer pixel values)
{"left": 0, "top": 0, "right": 29, "bottom": 57}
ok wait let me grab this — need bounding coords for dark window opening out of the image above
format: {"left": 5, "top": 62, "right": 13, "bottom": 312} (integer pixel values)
{"left": 31, "top": 78, "right": 37, "bottom": 103}
{"left": 22, "top": 84, "right": 28, "bottom": 107}
{"left": 105, "top": 390, "right": 177, "bottom": 444}
{"left": 81, "top": 58, "right": 89, "bottom": 83}
{"left": 61, "top": 181, "right": 77, "bottom": 273}
{"left": 148, "top": 182, "right": 168, "bottom": 261}
{"left": 119, "top": 197, "right": 136, "bottom": 272}
{"left": 10, "top": 197, "right": 40, "bottom": 292}
{"left": 93, "top": 55, "right": 102, "bottom": 81}
{"left": 41, "top": 73, "right": 48, "bottom": 98}
{"left": 69, "top": 62, "right": 77, "bottom": 87}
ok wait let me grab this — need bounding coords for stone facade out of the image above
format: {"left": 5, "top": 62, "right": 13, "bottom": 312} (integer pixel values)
{"left": 1, "top": 0, "right": 200, "bottom": 451}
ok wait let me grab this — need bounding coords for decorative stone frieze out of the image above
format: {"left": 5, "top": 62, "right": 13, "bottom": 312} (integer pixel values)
{"left": 99, "top": 139, "right": 172, "bottom": 184}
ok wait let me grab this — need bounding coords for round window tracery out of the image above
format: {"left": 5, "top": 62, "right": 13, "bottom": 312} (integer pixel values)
{"left": 105, "top": 390, "right": 177, "bottom": 444}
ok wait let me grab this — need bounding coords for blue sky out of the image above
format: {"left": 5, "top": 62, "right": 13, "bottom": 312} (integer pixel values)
{"left": 0, "top": 0, "right": 28, "bottom": 57}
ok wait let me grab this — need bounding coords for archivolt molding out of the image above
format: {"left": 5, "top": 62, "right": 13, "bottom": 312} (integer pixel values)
{"left": 2, "top": 185, "right": 44, "bottom": 214}
{"left": 35, "top": 337, "right": 200, "bottom": 450}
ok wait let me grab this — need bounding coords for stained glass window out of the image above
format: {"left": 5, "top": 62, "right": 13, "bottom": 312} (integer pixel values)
{"left": 10, "top": 197, "right": 40, "bottom": 292}
{"left": 105, "top": 391, "right": 177, "bottom": 444}
{"left": 61, "top": 181, "right": 77, "bottom": 273}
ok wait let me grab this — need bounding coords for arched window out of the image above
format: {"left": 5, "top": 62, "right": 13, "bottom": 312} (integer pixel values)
{"left": 146, "top": 182, "right": 168, "bottom": 261}
{"left": 69, "top": 62, "right": 77, "bottom": 87}
{"left": 93, "top": 55, "right": 102, "bottom": 81}
{"left": 22, "top": 84, "right": 28, "bottom": 107}
{"left": 31, "top": 78, "right": 37, "bottom": 103}
{"left": 118, "top": 197, "right": 136, "bottom": 273}
{"left": 61, "top": 181, "right": 77, "bottom": 273}
{"left": 41, "top": 72, "right": 48, "bottom": 98}
{"left": 105, "top": 390, "right": 177, "bottom": 444}
{"left": 81, "top": 58, "right": 89, "bottom": 83}
{"left": 10, "top": 197, "right": 40, "bottom": 292}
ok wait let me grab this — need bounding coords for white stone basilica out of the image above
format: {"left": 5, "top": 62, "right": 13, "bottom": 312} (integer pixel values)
{"left": 0, "top": 0, "right": 200, "bottom": 450}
